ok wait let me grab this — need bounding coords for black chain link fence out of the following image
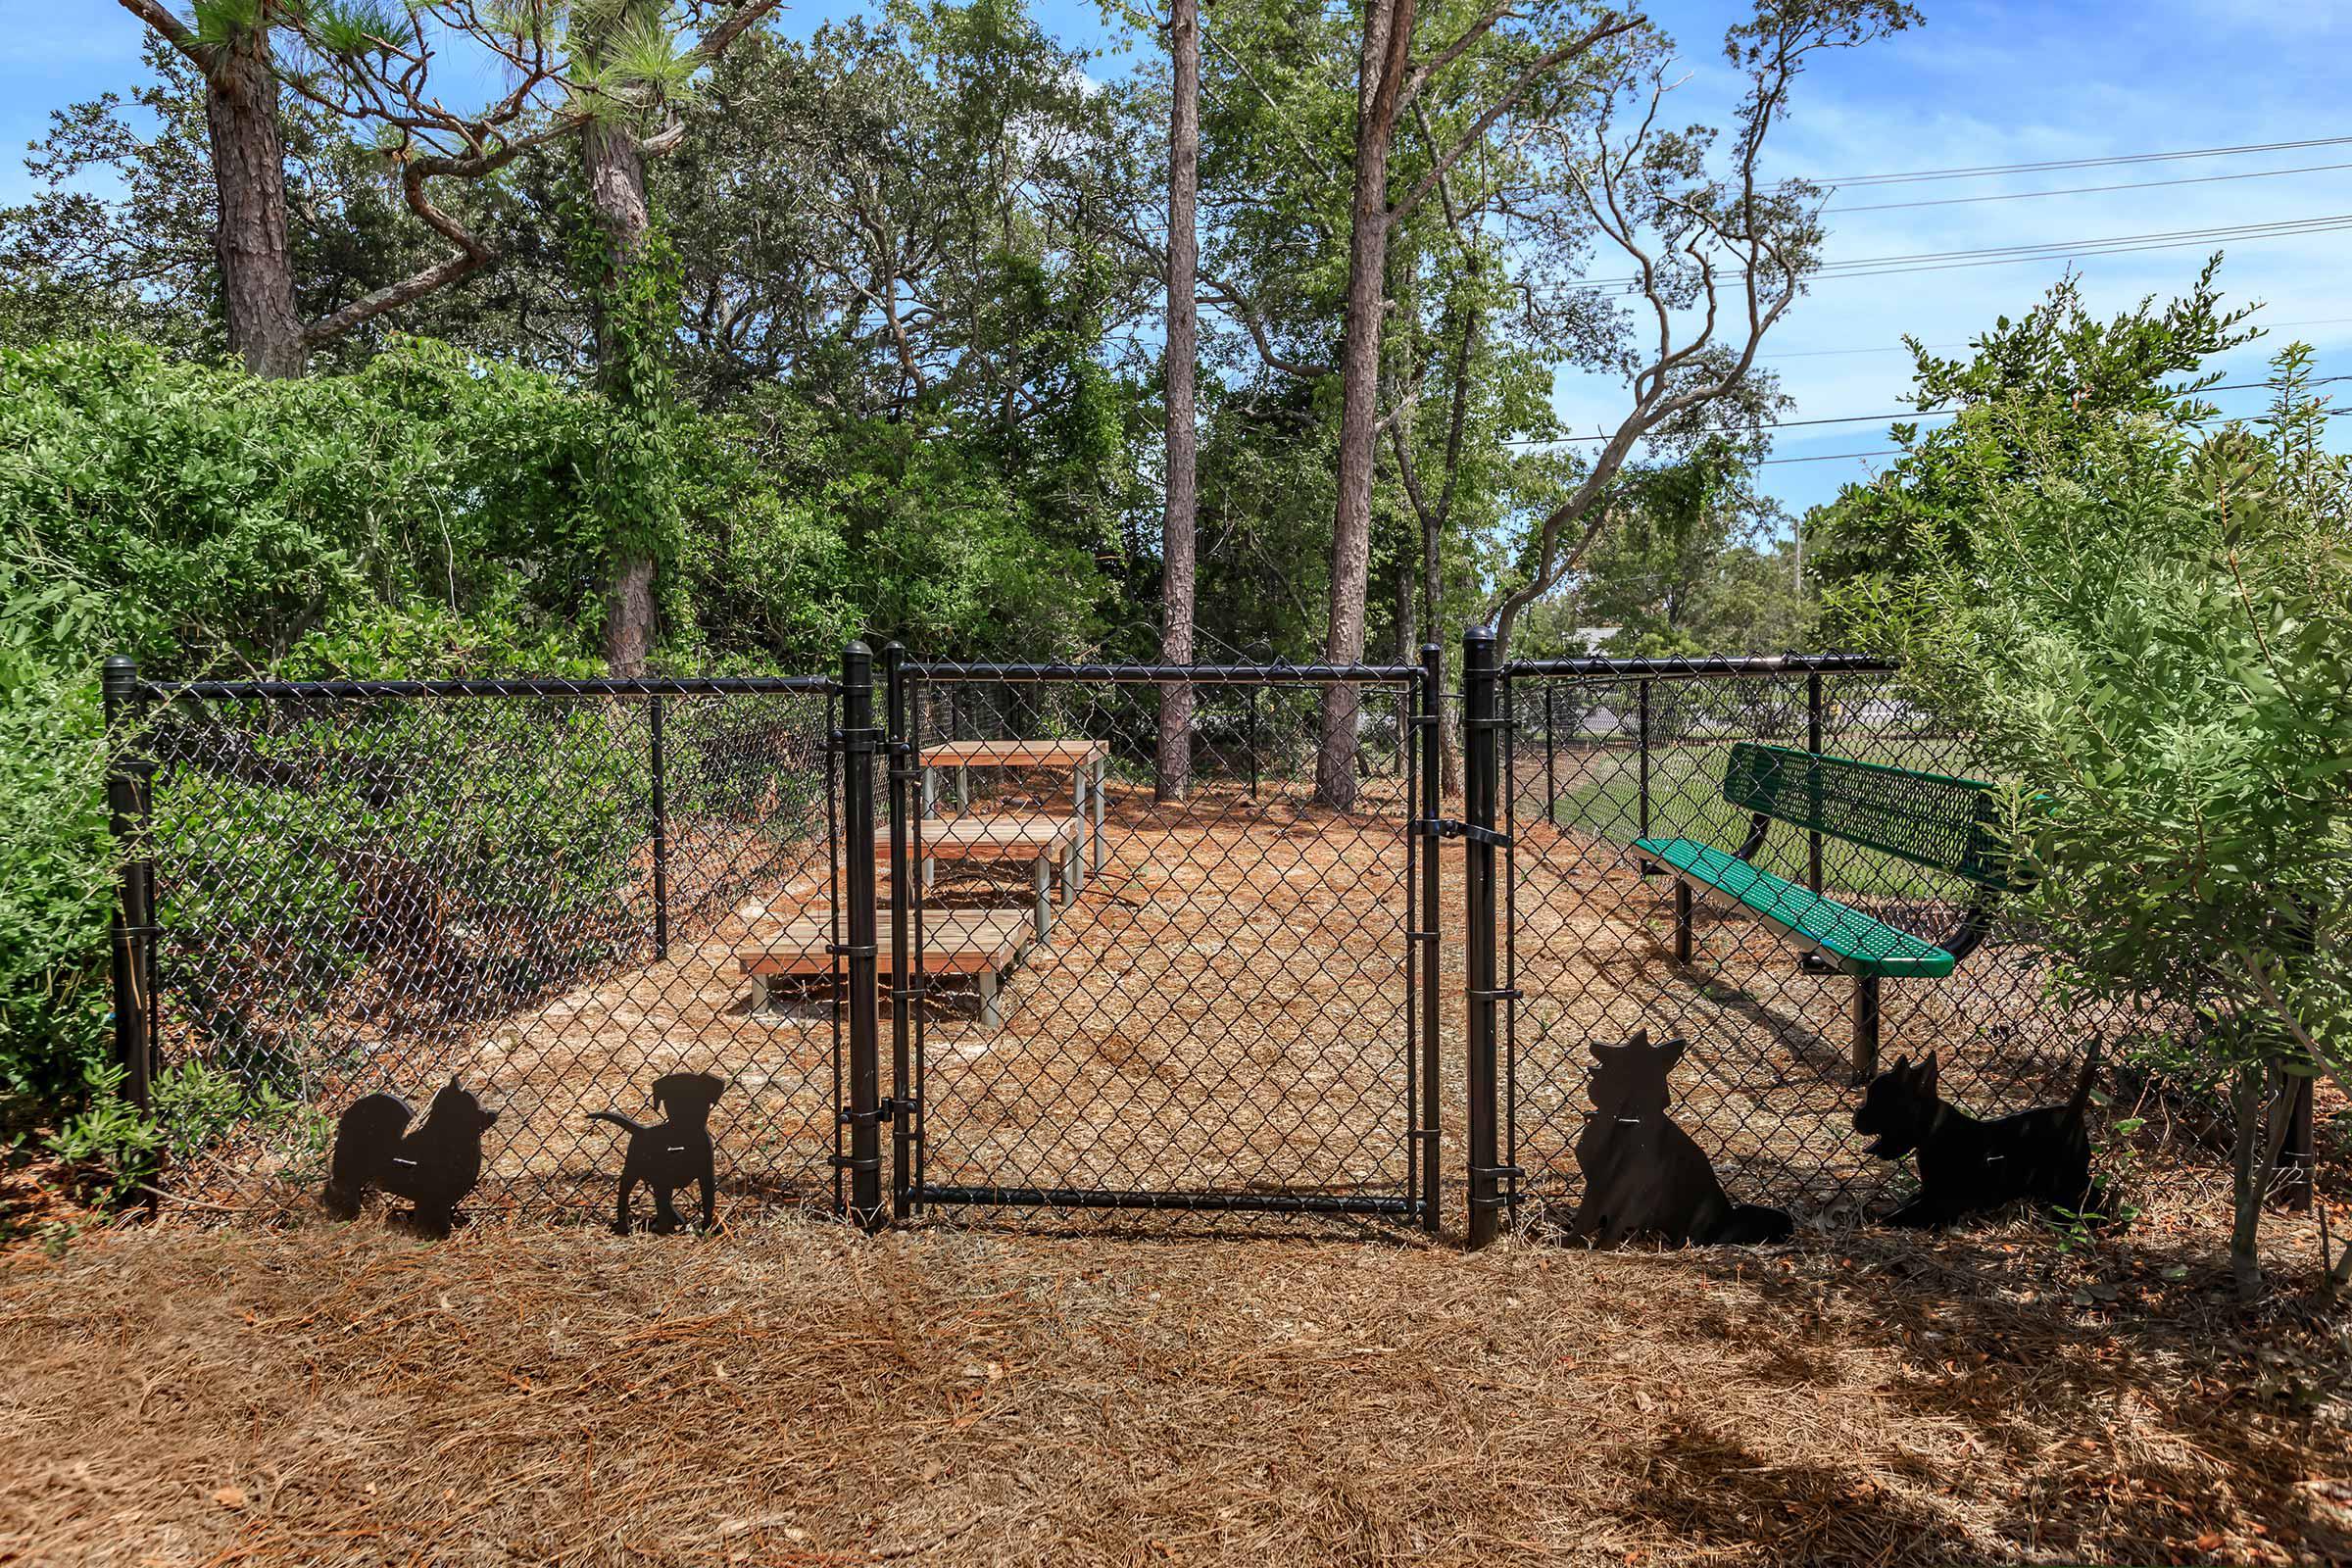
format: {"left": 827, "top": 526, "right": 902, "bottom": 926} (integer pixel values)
{"left": 886, "top": 658, "right": 1440, "bottom": 1224}
{"left": 102, "top": 641, "right": 2267, "bottom": 1237}
{"left": 1494, "top": 658, "right": 2242, "bottom": 1225}
{"left": 122, "top": 673, "right": 847, "bottom": 1221}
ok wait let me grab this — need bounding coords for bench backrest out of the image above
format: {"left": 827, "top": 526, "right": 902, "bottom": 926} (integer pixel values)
{"left": 1720, "top": 743, "right": 2025, "bottom": 891}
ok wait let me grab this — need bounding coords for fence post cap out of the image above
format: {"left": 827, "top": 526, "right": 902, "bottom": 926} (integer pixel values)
{"left": 1463, "top": 624, "right": 1497, "bottom": 644}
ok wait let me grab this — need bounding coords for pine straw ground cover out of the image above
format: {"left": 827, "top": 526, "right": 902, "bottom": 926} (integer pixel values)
{"left": 2, "top": 1209, "right": 2348, "bottom": 1568}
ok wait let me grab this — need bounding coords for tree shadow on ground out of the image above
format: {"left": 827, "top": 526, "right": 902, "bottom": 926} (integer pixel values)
{"left": 1678, "top": 1223, "right": 2352, "bottom": 1565}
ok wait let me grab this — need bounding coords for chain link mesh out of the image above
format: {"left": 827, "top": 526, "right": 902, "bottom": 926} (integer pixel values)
{"left": 1499, "top": 665, "right": 2219, "bottom": 1223}
{"left": 135, "top": 678, "right": 845, "bottom": 1221}
{"left": 893, "top": 663, "right": 1431, "bottom": 1218}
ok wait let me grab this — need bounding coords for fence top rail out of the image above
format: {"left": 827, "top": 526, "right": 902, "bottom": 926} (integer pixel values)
{"left": 905, "top": 661, "right": 1423, "bottom": 685}
{"left": 134, "top": 674, "right": 841, "bottom": 702}
{"left": 1503, "top": 653, "right": 1898, "bottom": 681}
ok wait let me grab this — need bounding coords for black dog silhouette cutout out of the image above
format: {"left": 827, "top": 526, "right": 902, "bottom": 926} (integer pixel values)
{"left": 321, "top": 1077, "right": 500, "bottom": 1238}
{"left": 589, "top": 1071, "right": 725, "bottom": 1234}
{"left": 1552, "top": 1030, "right": 1793, "bottom": 1247}
{"left": 1852, "top": 1051, "right": 2105, "bottom": 1227}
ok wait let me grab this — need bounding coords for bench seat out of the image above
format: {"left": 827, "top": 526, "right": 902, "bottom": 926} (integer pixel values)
{"left": 1633, "top": 838, "right": 1957, "bottom": 978}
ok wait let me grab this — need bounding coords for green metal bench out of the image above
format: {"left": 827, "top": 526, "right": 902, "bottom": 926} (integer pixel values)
{"left": 1634, "top": 743, "right": 2028, "bottom": 1081}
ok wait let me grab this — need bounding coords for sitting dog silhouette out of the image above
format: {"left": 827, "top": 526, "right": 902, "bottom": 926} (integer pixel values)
{"left": 1554, "top": 1030, "right": 1793, "bottom": 1247}
{"left": 588, "top": 1071, "right": 726, "bottom": 1234}
{"left": 1852, "top": 1051, "right": 2105, "bottom": 1227}
{"left": 321, "top": 1077, "right": 500, "bottom": 1238}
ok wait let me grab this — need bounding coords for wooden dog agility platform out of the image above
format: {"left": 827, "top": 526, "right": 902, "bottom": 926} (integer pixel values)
{"left": 741, "top": 909, "right": 1036, "bottom": 1028}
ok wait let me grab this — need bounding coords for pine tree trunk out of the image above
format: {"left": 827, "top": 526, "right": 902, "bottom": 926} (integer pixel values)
{"left": 582, "top": 118, "right": 660, "bottom": 677}
{"left": 1314, "top": 0, "right": 1414, "bottom": 810}
{"left": 1154, "top": 0, "right": 1200, "bottom": 803}
{"left": 204, "top": 26, "right": 304, "bottom": 377}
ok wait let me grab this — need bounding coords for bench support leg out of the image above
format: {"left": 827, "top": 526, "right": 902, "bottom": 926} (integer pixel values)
{"left": 978, "top": 966, "right": 1001, "bottom": 1030}
{"left": 1033, "top": 855, "right": 1052, "bottom": 945}
{"left": 1672, "top": 880, "right": 1694, "bottom": 964}
{"left": 748, "top": 973, "right": 769, "bottom": 1014}
{"left": 956, "top": 763, "right": 969, "bottom": 811}
{"left": 1852, "top": 973, "right": 1881, "bottom": 1084}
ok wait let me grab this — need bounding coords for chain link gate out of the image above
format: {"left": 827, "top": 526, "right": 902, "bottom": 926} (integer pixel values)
{"left": 875, "top": 653, "right": 1443, "bottom": 1225}
{"left": 106, "top": 660, "right": 856, "bottom": 1221}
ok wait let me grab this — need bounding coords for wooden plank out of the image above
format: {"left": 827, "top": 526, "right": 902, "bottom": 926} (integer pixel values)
{"left": 922, "top": 739, "right": 1109, "bottom": 768}
{"left": 913, "top": 817, "right": 1078, "bottom": 860}
{"left": 741, "top": 910, "right": 1032, "bottom": 978}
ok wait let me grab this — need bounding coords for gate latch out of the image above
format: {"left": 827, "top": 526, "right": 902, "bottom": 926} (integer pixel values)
{"left": 1414, "top": 817, "right": 1512, "bottom": 849}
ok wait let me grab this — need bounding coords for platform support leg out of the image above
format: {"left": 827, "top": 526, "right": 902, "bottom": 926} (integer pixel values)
{"left": 1092, "top": 759, "right": 1105, "bottom": 874}
{"left": 978, "top": 967, "right": 1001, "bottom": 1030}
{"left": 1672, "top": 880, "right": 1694, "bottom": 964}
{"left": 1033, "top": 855, "right": 1052, "bottom": 944}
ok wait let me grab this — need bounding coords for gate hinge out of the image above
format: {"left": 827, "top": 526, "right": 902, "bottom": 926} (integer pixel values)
{"left": 827, "top": 941, "right": 878, "bottom": 959}
{"left": 1414, "top": 818, "right": 1512, "bottom": 849}
{"left": 829, "top": 725, "right": 884, "bottom": 756}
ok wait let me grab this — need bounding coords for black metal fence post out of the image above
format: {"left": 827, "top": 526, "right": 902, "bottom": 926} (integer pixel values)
{"left": 102, "top": 657, "right": 156, "bottom": 1109}
{"left": 882, "top": 643, "right": 916, "bottom": 1221}
{"left": 649, "top": 694, "right": 670, "bottom": 960}
{"left": 1417, "top": 643, "right": 1444, "bottom": 1233}
{"left": 1805, "top": 671, "right": 1825, "bottom": 896}
{"left": 1246, "top": 684, "right": 1260, "bottom": 800}
{"left": 1544, "top": 683, "right": 1556, "bottom": 822}
{"left": 1636, "top": 677, "right": 1657, "bottom": 875}
{"left": 839, "top": 641, "right": 885, "bottom": 1230}
{"left": 2280, "top": 1073, "right": 2316, "bottom": 1212}
{"left": 1462, "top": 625, "right": 1503, "bottom": 1248}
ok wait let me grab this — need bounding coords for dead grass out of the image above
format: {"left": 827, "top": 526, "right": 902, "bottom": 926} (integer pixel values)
{"left": 2, "top": 1209, "right": 2347, "bottom": 1567}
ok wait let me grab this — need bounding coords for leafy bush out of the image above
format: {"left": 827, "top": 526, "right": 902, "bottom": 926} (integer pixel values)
{"left": 1844, "top": 334, "right": 2352, "bottom": 1298}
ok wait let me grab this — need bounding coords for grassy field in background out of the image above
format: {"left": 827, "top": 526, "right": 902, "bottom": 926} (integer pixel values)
{"left": 1540, "top": 737, "right": 1978, "bottom": 903}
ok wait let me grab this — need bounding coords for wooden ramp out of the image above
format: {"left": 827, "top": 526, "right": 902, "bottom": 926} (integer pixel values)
{"left": 742, "top": 909, "right": 1035, "bottom": 1028}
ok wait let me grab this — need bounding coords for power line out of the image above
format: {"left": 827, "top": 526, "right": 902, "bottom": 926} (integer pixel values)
{"left": 1825, "top": 159, "right": 2352, "bottom": 214}
{"left": 1535, "top": 211, "right": 2352, "bottom": 293}
{"left": 1757, "top": 449, "right": 1899, "bottom": 466}
{"left": 1758, "top": 317, "right": 2352, "bottom": 361}
{"left": 1818, "top": 133, "right": 2352, "bottom": 188}
{"left": 1507, "top": 375, "right": 2348, "bottom": 447}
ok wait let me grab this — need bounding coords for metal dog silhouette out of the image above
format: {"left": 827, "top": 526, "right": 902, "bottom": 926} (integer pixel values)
{"left": 589, "top": 1071, "right": 726, "bottom": 1234}
{"left": 320, "top": 1077, "right": 500, "bottom": 1238}
{"left": 1852, "top": 1051, "right": 2105, "bottom": 1227}
{"left": 1553, "top": 1030, "right": 1793, "bottom": 1247}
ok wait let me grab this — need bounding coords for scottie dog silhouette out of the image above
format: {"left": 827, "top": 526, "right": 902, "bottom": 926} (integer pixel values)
{"left": 321, "top": 1077, "right": 500, "bottom": 1238}
{"left": 1852, "top": 1051, "right": 2105, "bottom": 1227}
{"left": 588, "top": 1071, "right": 726, "bottom": 1234}
{"left": 1553, "top": 1030, "right": 1793, "bottom": 1247}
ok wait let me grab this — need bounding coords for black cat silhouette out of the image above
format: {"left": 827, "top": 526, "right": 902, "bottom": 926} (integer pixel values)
{"left": 321, "top": 1077, "right": 500, "bottom": 1238}
{"left": 1554, "top": 1030, "right": 1793, "bottom": 1247}
{"left": 1852, "top": 1051, "right": 2105, "bottom": 1227}
{"left": 588, "top": 1071, "right": 726, "bottom": 1234}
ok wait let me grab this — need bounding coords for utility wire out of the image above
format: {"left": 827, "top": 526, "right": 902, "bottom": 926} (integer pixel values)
{"left": 1818, "top": 133, "right": 2352, "bottom": 188}
{"left": 1825, "top": 159, "right": 2352, "bottom": 214}
{"left": 1531, "top": 211, "right": 2352, "bottom": 293}
{"left": 1759, "top": 317, "right": 2352, "bottom": 360}
{"left": 1506, "top": 375, "right": 2349, "bottom": 447}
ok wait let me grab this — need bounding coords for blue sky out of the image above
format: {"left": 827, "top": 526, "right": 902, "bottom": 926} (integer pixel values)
{"left": 9, "top": 0, "right": 2347, "bottom": 516}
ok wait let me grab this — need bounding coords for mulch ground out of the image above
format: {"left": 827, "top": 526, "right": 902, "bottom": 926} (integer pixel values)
{"left": 2, "top": 1206, "right": 2348, "bottom": 1567}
